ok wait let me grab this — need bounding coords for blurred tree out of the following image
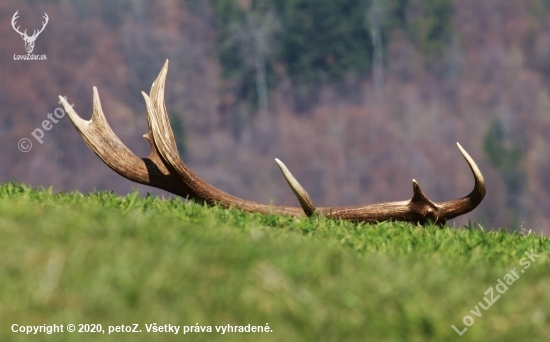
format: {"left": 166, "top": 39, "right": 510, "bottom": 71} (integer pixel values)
{"left": 368, "top": 0, "right": 387, "bottom": 91}
{"left": 483, "top": 119, "right": 526, "bottom": 229}
{"left": 275, "top": 0, "right": 371, "bottom": 99}
{"left": 211, "top": 0, "right": 247, "bottom": 78}
{"left": 407, "top": 0, "right": 453, "bottom": 72}
{"left": 228, "top": 0, "right": 281, "bottom": 116}
{"left": 211, "top": 0, "right": 454, "bottom": 111}
{"left": 212, "top": 0, "right": 280, "bottom": 116}
{"left": 389, "top": 0, "right": 410, "bottom": 26}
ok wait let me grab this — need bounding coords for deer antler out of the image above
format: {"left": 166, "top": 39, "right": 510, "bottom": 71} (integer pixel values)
{"left": 31, "top": 13, "right": 49, "bottom": 39}
{"left": 11, "top": 11, "right": 48, "bottom": 39}
{"left": 59, "top": 60, "right": 485, "bottom": 225}
{"left": 11, "top": 11, "right": 25, "bottom": 37}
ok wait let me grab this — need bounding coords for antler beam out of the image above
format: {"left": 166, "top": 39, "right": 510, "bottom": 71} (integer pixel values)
{"left": 59, "top": 60, "right": 485, "bottom": 225}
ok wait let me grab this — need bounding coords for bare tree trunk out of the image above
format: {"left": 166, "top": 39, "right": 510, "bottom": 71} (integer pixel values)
{"left": 368, "top": 0, "right": 385, "bottom": 94}
{"left": 371, "top": 24, "right": 384, "bottom": 90}
{"left": 251, "top": 21, "right": 269, "bottom": 116}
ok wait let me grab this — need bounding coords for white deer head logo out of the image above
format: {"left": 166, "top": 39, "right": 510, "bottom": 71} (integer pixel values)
{"left": 11, "top": 11, "right": 49, "bottom": 54}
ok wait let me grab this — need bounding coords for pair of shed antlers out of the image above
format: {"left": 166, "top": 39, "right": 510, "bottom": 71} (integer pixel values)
{"left": 59, "top": 60, "right": 485, "bottom": 225}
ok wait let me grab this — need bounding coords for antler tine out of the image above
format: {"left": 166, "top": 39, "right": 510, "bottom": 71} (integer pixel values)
{"left": 58, "top": 87, "right": 191, "bottom": 197}
{"left": 142, "top": 60, "right": 207, "bottom": 187}
{"left": 11, "top": 11, "right": 24, "bottom": 36}
{"left": 59, "top": 89, "right": 152, "bottom": 185}
{"left": 435, "top": 143, "right": 486, "bottom": 220}
{"left": 142, "top": 91, "right": 193, "bottom": 183}
{"left": 457, "top": 142, "right": 485, "bottom": 194}
{"left": 147, "top": 60, "right": 179, "bottom": 157}
{"left": 34, "top": 13, "right": 49, "bottom": 37}
{"left": 274, "top": 158, "right": 316, "bottom": 216}
{"left": 11, "top": 10, "right": 18, "bottom": 25}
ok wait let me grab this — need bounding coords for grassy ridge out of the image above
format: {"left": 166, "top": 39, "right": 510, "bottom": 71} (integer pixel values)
{"left": 0, "top": 182, "right": 548, "bottom": 341}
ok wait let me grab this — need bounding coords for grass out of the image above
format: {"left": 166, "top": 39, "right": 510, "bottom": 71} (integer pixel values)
{"left": 0, "top": 182, "right": 549, "bottom": 341}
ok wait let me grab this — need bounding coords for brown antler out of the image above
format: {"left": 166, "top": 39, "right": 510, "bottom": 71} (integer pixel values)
{"left": 59, "top": 60, "right": 485, "bottom": 225}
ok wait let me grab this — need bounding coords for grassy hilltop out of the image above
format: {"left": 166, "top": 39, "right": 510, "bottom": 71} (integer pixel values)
{"left": 0, "top": 182, "right": 548, "bottom": 341}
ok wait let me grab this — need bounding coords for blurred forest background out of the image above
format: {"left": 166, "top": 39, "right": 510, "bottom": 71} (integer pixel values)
{"left": 1, "top": 0, "right": 550, "bottom": 232}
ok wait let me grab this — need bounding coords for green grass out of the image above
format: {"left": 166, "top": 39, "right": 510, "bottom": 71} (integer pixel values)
{"left": 0, "top": 182, "right": 548, "bottom": 341}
